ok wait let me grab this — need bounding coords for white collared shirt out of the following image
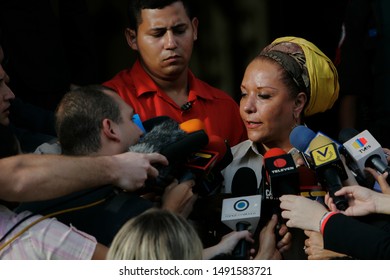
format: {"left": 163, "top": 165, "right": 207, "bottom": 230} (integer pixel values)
{"left": 221, "top": 140, "right": 264, "bottom": 194}
{"left": 221, "top": 140, "right": 301, "bottom": 194}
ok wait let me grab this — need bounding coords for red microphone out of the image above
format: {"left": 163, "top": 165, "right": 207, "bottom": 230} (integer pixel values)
{"left": 297, "top": 165, "right": 325, "bottom": 198}
{"left": 263, "top": 148, "right": 300, "bottom": 197}
{"left": 178, "top": 119, "right": 232, "bottom": 173}
{"left": 185, "top": 135, "right": 225, "bottom": 173}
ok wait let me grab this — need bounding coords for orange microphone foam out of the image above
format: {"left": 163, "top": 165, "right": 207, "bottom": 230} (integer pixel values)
{"left": 179, "top": 119, "right": 206, "bottom": 133}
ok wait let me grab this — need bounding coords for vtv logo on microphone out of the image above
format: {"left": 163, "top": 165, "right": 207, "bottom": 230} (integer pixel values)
{"left": 352, "top": 137, "right": 372, "bottom": 154}
{"left": 311, "top": 143, "right": 337, "bottom": 167}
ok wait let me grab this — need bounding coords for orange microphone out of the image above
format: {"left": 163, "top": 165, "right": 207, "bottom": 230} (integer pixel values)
{"left": 179, "top": 118, "right": 206, "bottom": 133}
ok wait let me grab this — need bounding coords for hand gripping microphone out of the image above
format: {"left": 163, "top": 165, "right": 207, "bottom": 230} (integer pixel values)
{"left": 339, "top": 128, "right": 389, "bottom": 176}
{"left": 129, "top": 117, "right": 209, "bottom": 188}
{"left": 221, "top": 167, "right": 261, "bottom": 259}
{"left": 308, "top": 135, "right": 349, "bottom": 210}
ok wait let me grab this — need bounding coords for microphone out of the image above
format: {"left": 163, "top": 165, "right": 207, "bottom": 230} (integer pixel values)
{"left": 185, "top": 134, "right": 232, "bottom": 196}
{"left": 263, "top": 148, "right": 300, "bottom": 197}
{"left": 308, "top": 135, "right": 349, "bottom": 210}
{"left": 289, "top": 125, "right": 317, "bottom": 158}
{"left": 263, "top": 148, "right": 299, "bottom": 235}
{"left": 130, "top": 117, "right": 186, "bottom": 153}
{"left": 180, "top": 119, "right": 233, "bottom": 195}
{"left": 221, "top": 167, "right": 261, "bottom": 259}
{"left": 130, "top": 117, "right": 231, "bottom": 195}
{"left": 297, "top": 165, "right": 325, "bottom": 198}
{"left": 129, "top": 117, "right": 209, "bottom": 188}
{"left": 142, "top": 115, "right": 171, "bottom": 133}
{"left": 231, "top": 167, "right": 258, "bottom": 196}
{"left": 179, "top": 118, "right": 205, "bottom": 133}
{"left": 179, "top": 118, "right": 222, "bottom": 173}
{"left": 202, "top": 135, "right": 232, "bottom": 169}
{"left": 290, "top": 125, "right": 343, "bottom": 164}
{"left": 184, "top": 135, "right": 222, "bottom": 174}
{"left": 180, "top": 101, "right": 193, "bottom": 111}
{"left": 339, "top": 128, "right": 389, "bottom": 177}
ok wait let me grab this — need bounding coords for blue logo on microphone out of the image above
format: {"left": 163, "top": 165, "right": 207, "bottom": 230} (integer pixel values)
{"left": 234, "top": 199, "right": 249, "bottom": 211}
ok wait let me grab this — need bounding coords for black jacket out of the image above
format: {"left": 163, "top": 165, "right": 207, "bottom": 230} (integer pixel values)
{"left": 324, "top": 213, "right": 390, "bottom": 259}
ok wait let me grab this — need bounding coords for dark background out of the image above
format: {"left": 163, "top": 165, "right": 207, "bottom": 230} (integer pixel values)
{"left": 0, "top": 0, "right": 350, "bottom": 139}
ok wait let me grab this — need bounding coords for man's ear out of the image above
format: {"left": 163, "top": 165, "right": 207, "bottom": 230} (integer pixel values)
{"left": 125, "top": 28, "right": 138, "bottom": 51}
{"left": 192, "top": 17, "right": 199, "bottom": 41}
{"left": 102, "top": 119, "right": 120, "bottom": 142}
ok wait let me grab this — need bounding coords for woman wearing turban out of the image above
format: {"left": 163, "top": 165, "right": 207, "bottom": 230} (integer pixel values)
{"left": 220, "top": 37, "right": 340, "bottom": 259}
{"left": 223, "top": 36, "right": 339, "bottom": 194}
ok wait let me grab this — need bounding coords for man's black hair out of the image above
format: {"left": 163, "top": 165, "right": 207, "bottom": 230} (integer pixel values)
{"left": 127, "top": 0, "right": 196, "bottom": 29}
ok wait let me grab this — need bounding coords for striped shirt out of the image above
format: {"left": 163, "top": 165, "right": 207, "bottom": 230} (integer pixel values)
{"left": 0, "top": 205, "right": 96, "bottom": 259}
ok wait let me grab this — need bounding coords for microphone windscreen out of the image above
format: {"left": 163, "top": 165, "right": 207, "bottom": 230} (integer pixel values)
{"left": 308, "top": 134, "right": 333, "bottom": 152}
{"left": 231, "top": 167, "right": 258, "bottom": 196}
{"left": 129, "top": 118, "right": 186, "bottom": 154}
{"left": 338, "top": 127, "right": 360, "bottom": 144}
{"left": 179, "top": 119, "right": 206, "bottom": 133}
{"left": 160, "top": 130, "right": 209, "bottom": 162}
{"left": 263, "top": 147, "right": 286, "bottom": 159}
{"left": 290, "top": 125, "right": 316, "bottom": 152}
{"left": 142, "top": 116, "right": 172, "bottom": 133}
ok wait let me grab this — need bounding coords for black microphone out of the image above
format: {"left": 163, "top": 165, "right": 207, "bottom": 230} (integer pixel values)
{"left": 187, "top": 135, "right": 233, "bottom": 196}
{"left": 263, "top": 148, "right": 300, "bottom": 197}
{"left": 231, "top": 167, "right": 258, "bottom": 196}
{"left": 222, "top": 167, "right": 260, "bottom": 259}
{"left": 129, "top": 117, "right": 209, "bottom": 188}
{"left": 308, "top": 135, "right": 349, "bottom": 211}
{"left": 263, "top": 148, "right": 299, "bottom": 237}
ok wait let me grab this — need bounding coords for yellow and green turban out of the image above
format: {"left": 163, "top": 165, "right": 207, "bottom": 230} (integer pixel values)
{"left": 260, "top": 36, "right": 339, "bottom": 116}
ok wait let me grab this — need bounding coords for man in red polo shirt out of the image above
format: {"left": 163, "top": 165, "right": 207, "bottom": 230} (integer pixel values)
{"left": 103, "top": 0, "right": 246, "bottom": 147}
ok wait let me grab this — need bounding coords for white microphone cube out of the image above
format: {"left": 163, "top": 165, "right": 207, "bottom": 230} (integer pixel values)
{"left": 343, "top": 130, "right": 387, "bottom": 172}
{"left": 221, "top": 195, "right": 262, "bottom": 232}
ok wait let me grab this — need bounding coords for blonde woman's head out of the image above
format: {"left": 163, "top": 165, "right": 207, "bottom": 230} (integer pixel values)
{"left": 107, "top": 208, "right": 203, "bottom": 260}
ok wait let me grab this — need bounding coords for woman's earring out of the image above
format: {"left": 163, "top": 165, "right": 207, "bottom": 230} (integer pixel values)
{"left": 292, "top": 113, "right": 299, "bottom": 130}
